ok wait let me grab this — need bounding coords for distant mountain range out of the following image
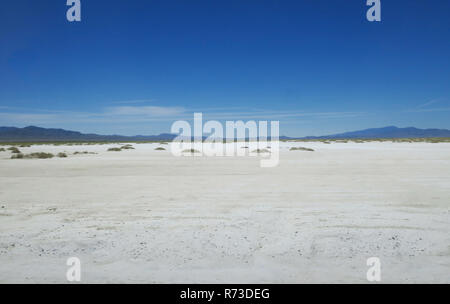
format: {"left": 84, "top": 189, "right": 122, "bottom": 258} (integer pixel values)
{"left": 0, "top": 126, "right": 176, "bottom": 142}
{"left": 0, "top": 125, "right": 449, "bottom": 142}
{"left": 298, "top": 126, "right": 450, "bottom": 139}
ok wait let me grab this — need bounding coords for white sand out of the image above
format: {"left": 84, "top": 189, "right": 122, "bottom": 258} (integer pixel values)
{"left": 0, "top": 142, "right": 449, "bottom": 283}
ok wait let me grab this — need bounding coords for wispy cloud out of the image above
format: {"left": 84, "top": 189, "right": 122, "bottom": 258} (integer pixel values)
{"left": 105, "top": 106, "right": 186, "bottom": 116}
{"left": 0, "top": 104, "right": 365, "bottom": 130}
{"left": 408, "top": 107, "right": 450, "bottom": 113}
{"left": 202, "top": 111, "right": 363, "bottom": 121}
{"left": 408, "top": 98, "right": 449, "bottom": 112}
{"left": 108, "top": 99, "right": 156, "bottom": 105}
{"left": 417, "top": 98, "right": 442, "bottom": 109}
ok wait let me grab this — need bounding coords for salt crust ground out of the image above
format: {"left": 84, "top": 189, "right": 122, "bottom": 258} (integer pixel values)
{"left": 0, "top": 142, "right": 449, "bottom": 283}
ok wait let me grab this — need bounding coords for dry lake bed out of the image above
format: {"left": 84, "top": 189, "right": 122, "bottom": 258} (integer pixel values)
{"left": 0, "top": 142, "right": 449, "bottom": 283}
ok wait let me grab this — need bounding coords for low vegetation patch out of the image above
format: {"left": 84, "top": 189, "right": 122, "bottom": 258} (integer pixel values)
{"left": 0, "top": 148, "right": 5, "bottom": 152}
{"left": 11, "top": 152, "right": 54, "bottom": 159}
{"left": 252, "top": 148, "right": 271, "bottom": 153}
{"left": 120, "top": 144, "right": 135, "bottom": 150}
{"left": 57, "top": 152, "right": 68, "bottom": 158}
{"left": 108, "top": 145, "right": 135, "bottom": 151}
{"left": 11, "top": 153, "right": 24, "bottom": 159}
{"left": 290, "top": 147, "right": 314, "bottom": 152}
{"left": 73, "top": 151, "right": 97, "bottom": 155}
{"left": 154, "top": 147, "right": 166, "bottom": 151}
{"left": 426, "top": 138, "right": 446, "bottom": 143}
{"left": 7, "top": 147, "right": 21, "bottom": 153}
{"left": 107, "top": 147, "right": 122, "bottom": 152}
{"left": 182, "top": 149, "right": 200, "bottom": 153}
{"left": 26, "top": 152, "right": 54, "bottom": 159}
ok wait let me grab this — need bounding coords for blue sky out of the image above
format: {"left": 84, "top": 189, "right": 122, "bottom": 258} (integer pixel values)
{"left": 0, "top": 0, "right": 449, "bottom": 136}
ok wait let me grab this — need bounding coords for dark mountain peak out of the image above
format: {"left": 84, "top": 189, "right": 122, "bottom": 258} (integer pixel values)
{"left": 0, "top": 126, "right": 176, "bottom": 142}
{"left": 300, "top": 126, "right": 450, "bottom": 139}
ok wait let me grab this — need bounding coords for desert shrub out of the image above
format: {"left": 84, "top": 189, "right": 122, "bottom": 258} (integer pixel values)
{"left": 11, "top": 153, "right": 24, "bottom": 159}
{"left": 252, "top": 148, "right": 271, "bottom": 153}
{"left": 57, "top": 152, "right": 68, "bottom": 158}
{"left": 107, "top": 147, "right": 122, "bottom": 152}
{"left": 120, "top": 145, "right": 135, "bottom": 150}
{"left": 182, "top": 149, "right": 200, "bottom": 153}
{"left": 8, "top": 147, "right": 21, "bottom": 153}
{"left": 12, "top": 152, "right": 54, "bottom": 159}
{"left": 0, "top": 148, "right": 5, "bottom": 152}
{"left": 73, "top": 151, "right": 96, "bottom": 155}
{"left": 290, "top": 147, "right": 314, "bottom": 152}
{"left": 19, "top": 144, "right": 31, "bottom": 148}
{"left": 154, "top": 147, "right": 166, "bottom": 151}
{"left": 7, "top": 147, "right": 21, "bottom": 153}
{"left": 26, "top": 152, "right": 54, "bottom": 159}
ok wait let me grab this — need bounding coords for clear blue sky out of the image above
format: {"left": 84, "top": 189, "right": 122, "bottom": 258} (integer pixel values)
{"left": 0, "top": 0, "right": 449, "bottom": 136}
